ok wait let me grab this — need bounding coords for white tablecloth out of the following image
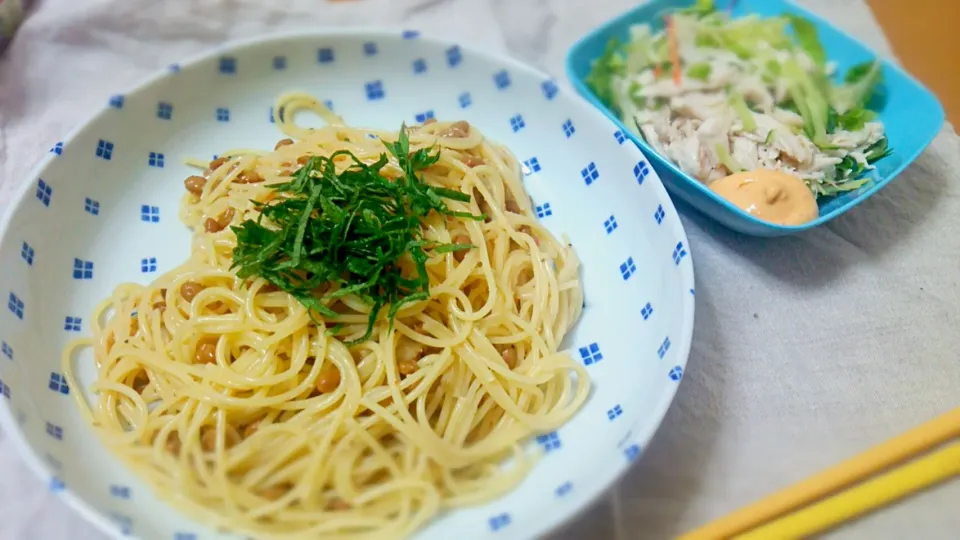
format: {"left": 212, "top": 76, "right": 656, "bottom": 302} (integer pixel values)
{"left": 1, "top": 1, "right": 958, "bottom": 539}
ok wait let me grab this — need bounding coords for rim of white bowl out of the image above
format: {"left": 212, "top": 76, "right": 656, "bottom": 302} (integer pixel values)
{"left": 0, "top": 27, "right": 696, "bottom": 540}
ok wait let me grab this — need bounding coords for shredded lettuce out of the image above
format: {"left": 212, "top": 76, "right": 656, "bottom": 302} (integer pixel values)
{"left": 785, "top": 14, "right": 826, "bottom": 67}
{"left": 585, "top": 38, "right": 625, "bottom": 115}
{"left": 678, "top": 0, "right": 717, "bottom": 17}
{"left": 623, "top": 25, "right": 660, "bottom": 74}
{"left": 729, "top": 91, "right": 757, "bottom": 132}
{"left": 715, "top": 143, "right": 742, "bottom": 173}
{"left": 826, "top": 105, "right": 839, "bottom": 133}
{"left": 782, "top": 59, "right": 829, "bottom": 146}
{"left": 695, "top": 15, "right": 792, "bottom": 59}
{"left": 830, "top": 60, "right": 883, "bottom": 113}
{"left": 628, "top": 80, "right": 648, "bottom": 109}
{"left": 652, "top": 35, "right": 671, "bottom": 64}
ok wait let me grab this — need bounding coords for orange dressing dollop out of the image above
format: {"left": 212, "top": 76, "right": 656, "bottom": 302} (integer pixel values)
{"left": 710, "top": 169, "right": 819, "bottom": 225}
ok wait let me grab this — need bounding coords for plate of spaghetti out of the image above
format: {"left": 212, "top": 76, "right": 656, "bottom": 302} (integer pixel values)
{"left": 0, "top": 30, "right": 694, "bottom": 540}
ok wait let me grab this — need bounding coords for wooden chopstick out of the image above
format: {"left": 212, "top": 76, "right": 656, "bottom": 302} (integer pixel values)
{"left": 736, "top": 442, "right": 960, "bottom": 539}
{"left": 678, "top": 407, "right": 960, "bottom": 540}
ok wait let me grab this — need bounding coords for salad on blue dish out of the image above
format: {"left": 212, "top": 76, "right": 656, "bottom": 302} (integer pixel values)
{"left": 586, "top": 0, "right": 891, "bottom": 198}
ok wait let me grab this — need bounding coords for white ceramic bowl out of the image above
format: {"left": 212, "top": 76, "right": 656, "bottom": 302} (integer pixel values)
{"left": 0, "top": 30, "right": 695, "bottom": 540}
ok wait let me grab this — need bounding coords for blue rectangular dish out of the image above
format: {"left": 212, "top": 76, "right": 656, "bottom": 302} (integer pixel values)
{"left": 565, "top": 0, "right": 945, "bottom": 236}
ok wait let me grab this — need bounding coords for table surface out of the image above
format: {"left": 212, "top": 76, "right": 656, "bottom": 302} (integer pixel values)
{"left": 1, "top": 1, "right": 958, "bottom": 539}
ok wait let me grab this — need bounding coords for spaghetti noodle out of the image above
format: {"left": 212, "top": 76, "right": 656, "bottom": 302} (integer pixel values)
{"left": 63, "top": 92, "right": 588, "bottom": 539}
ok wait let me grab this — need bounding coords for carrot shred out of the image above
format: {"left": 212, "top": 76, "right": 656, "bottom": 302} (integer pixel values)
{"left": 667, "top": 15, "right": 682, "bottom": 87}
{"left": 654, "top": 63, "right": 663, "bottom": 78}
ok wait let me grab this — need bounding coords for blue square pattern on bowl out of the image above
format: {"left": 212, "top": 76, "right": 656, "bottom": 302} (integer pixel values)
{"left": 565, "top": 0, "right": 945, "bottom": 236}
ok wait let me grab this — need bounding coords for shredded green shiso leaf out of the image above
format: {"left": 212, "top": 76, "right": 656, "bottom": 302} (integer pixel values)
{"left": 231, "top": 126, "right": 482, "bottom": 344}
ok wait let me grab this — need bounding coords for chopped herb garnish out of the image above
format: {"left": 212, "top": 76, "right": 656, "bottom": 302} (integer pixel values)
{"left": 844, "top": 61, "right": 878, "bottom": 84}
{"left": 864, "top": 137, "right": 892, "bottom": 164}
{"left": 585, "top": 38, "right": 626, "bottom": 116}
{"left": 230, "top": 126, "right": 482, "bottom": 344}
{"left": 686, "top": 62, "right": 713, "bottom": 81}
{"left": 834, "top": 155, "right": 865, "bottom": 180}
{"left": 837, "top": 107, "right": 877, "bottom": 132}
